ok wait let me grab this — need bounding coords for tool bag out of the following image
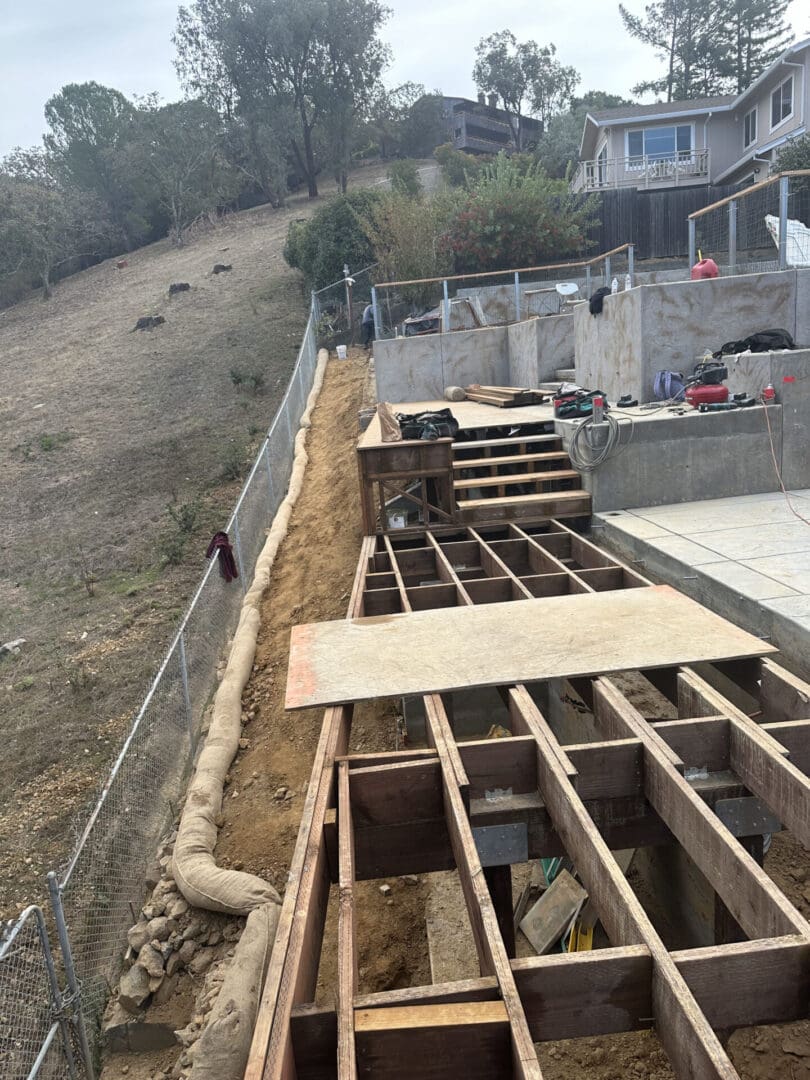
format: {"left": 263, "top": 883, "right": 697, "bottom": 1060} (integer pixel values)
{"left": 713, "top": 328, "right": 795, "bottom": 357}
{"left": 397, "top": 408, "right": 460, "bottom": 440}
{"left": 553, "top": 389, "right": 607, "bottom": 419}
{"left": 653, "top": 371, "right": 686, "bottom": 401}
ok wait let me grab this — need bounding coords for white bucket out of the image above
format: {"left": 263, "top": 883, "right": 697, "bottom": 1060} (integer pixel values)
{"left": 336, "top": 344, "right": 348, "bottom": 360}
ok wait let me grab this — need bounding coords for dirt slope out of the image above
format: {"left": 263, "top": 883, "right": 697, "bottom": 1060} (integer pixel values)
{"left": 0, "top": 162, "right": 393, "bottom": 918}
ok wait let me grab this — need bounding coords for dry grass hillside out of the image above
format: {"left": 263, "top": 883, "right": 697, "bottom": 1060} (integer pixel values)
{"left": 0, "top": 161, "right": 395, "bottom": 919}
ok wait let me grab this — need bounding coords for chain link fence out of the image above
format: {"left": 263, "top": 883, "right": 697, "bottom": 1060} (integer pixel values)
{"left": 1, "top": 297, "right": 321, "bottom": 1077}
{"left": 689, "top": 171, "right": 810, "bottom": 275}
{"left": 0, "top": 905, "right": 80, "bottom": 1079}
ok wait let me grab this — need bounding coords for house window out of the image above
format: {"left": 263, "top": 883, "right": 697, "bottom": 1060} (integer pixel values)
{"left": 743, "top": 107, "right": 757, "bottom": 148}
{"left": 771, "top": 76, "right": 793, "bottom": 130}
{"left": 627, "top": 124, "right": 692, "bottom": 164}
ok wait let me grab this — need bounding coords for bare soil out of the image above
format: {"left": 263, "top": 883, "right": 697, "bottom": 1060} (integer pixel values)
{"left": 0, "top": 161, "right": 397, "bottom": 920}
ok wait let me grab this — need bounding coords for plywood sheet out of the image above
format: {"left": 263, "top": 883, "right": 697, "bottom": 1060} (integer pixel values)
{"left": 359, "top": 399, "right": 555, "bottom": 448}
{"left": 286, "top": 585, "right": 774, "bottom": 710}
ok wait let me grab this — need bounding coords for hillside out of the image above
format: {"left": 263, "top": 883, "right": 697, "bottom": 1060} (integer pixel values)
{"left": 0, "top": 162, "right": 394, "bottom": 918}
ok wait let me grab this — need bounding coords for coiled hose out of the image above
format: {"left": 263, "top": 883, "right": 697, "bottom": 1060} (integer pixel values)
{"left": 567, "top": 412, "right": 633, "bottom": 473}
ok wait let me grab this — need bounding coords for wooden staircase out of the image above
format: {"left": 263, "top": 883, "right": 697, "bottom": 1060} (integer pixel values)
{"left": 452, "top": 433, "right": 591, "bottom": 523}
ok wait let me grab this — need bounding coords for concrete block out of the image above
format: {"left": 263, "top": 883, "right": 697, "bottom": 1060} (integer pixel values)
{"left": 574, "top": 287, "right": 644, "bottom": 402}
{"left": 375, "top": 334, "right": 443, "bottom": 402}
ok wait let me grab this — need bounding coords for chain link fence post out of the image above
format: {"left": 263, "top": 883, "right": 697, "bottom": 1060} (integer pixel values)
{"left": 48, "top": 875, "right": 95, "bottom": 1080}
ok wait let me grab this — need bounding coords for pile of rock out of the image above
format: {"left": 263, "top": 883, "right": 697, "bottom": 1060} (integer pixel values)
{"left": 109, "top": 828, "right": 246, "bottom": 1078}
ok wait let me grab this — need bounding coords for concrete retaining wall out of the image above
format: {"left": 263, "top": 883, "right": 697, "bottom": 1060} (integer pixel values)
{"left": 374, "top": 325, "right": 510, "bottom": 401}
{"left": 574, "top": 269, "right": 810, "bottom": 403}
{"left": 556, "top": 406, "right": 784, "bottom": 513}
{"left": 375, "top": 315, "right": 575, "bottom": 401}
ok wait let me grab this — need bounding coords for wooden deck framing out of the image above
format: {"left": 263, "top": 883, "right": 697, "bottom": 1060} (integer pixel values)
{"left": 245, "top": 526, "right": 810, "bottom": 1080}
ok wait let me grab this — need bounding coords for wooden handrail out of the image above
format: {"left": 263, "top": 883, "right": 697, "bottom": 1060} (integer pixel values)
{"left": 688, "top": 170, "right": 810, "bottom": 220}
{"left": 374, "top": 243, "right": 632, "bottom": 290}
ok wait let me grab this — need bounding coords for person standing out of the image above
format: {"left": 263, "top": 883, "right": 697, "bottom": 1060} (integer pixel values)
{"left": 361, "top": 303, "right": 375, "bottom": 350}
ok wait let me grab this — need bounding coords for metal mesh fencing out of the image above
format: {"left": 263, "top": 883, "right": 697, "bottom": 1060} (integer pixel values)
{"left": 313, "top": 265, "right": 376, "bottom": 348}
{"left": 690, "top": 173, "right": 810, "bottom": 275}
{"left": 20, "top": 299, "right": 323, "bottom": 1073}
{"left": 369, "top": 246, "right": 635, "bottom": 340}
{"left": 0, "top": 906, "right": 81, "bottom": 1080}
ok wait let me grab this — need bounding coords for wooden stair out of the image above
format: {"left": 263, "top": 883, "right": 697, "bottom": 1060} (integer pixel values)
{"left": 451, "top": 434, "right": 590, "bottom": 523}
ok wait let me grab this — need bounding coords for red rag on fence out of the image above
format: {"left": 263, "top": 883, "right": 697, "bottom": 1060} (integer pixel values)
{"left": 205, "top": 531, "right": 239, "bottom": 583}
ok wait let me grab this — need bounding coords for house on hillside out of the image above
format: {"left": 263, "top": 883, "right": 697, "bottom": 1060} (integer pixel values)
{"left": 572, "top": 37, "right": 809, "bottom": 193}
{"left": 441, "top": 95, "right": 543, "bottom": 155}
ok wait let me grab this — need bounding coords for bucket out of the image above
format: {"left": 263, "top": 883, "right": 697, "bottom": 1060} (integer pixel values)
{"left": 336, "top": 344, "right": 347, "bottom": 360}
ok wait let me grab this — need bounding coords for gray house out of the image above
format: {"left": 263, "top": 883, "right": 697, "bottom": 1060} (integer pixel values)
{"left": 572, "top": 37, "right": 809, "bottom": 192}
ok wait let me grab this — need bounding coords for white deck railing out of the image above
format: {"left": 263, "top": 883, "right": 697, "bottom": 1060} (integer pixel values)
{"left": 572, "top": 148, "right": 710, "bottom": 192}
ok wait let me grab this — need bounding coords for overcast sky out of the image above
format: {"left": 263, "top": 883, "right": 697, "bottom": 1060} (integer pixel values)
{"left": 0, "top": 0, "right": 807, "bottom": 156}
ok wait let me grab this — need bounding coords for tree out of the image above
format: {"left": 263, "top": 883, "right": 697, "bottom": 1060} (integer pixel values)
{"left": 618, "top": 0, "right": 791, "bottom": 100}
{"left": 0, "top": 149, "right": 110, "bottom": 297}
{"left": 174, "top": 0, "right": 391, "bottom": 199}
{"left": 442, "top": 153, "right": 597, "bottom": 273}
{"left": 538, "top": 92, "right": 636, "bottom": 178}
{"left": 127, "top": 99, "right": 241, "bottom": 244}
{"left": 619, "top": 0, "right": 719, "bottom": 100}
{"left": 367, "top": 85, "right": 446, "bottom": 159}
{"left": 723, "top": 0, "right": 793, "bottom": 93}
{"left": 283, "top": 188, "right": 381, "bottom": 287}
{"left": 44, "top": 83, "right": 144, "bottom": 247}
{"left": 473, "top": 31, "right": 579, "bottom": 148}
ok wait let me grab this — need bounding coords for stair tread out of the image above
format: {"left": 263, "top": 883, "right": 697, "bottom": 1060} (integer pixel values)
{"left": 454, "top": 469, "right": 580, "bottom": 490}
{"left": 453, "top": 451, "right": 569, "bottom": 470}
{"left": 452, "top": 434, "right": 560, "bottom": 451}
{"left": 457, "top": 489, "right": 590, "bottom": 509}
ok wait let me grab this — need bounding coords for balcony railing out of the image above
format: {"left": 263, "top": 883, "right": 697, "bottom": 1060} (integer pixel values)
{"left": 572, "top": 148, "right": 710, "bottom": 192}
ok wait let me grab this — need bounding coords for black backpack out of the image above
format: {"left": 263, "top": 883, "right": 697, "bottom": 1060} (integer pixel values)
{"left": 714, "top": 328, "right": 795, "bottom": 357}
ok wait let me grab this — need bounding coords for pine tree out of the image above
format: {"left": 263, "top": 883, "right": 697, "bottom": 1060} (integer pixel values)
{"left": 619, "top": 0, "right": 792, "bottom": 100}
{"left": 721, "top": 0, "right": 793, "bottom": 93}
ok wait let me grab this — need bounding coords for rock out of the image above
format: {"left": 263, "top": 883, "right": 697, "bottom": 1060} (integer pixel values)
{"left": 379, "top": 884, "right": 391, "bottom": 897}
{"left": 223, "top": 922, "right": 241, "bottom": 942}
{"left": 239, "top": 738, "right": 250, "bottom": 749}
{"left": 167, "top": 897, "right": 189, "bottom": 919}
{"left": 127, "top": 921, "right": 151, "bottom": 952}
{"left": 207, "top": 930, "right": 222, "bottom": 947}
{"left": 147, "top": 916, "right": 171, "bottom": 942}
{"left": 144, "top": 861, "right": 161, "bottom": 891}
{"left": 139, "top": 945, "right": 165, "bottom": 979}
{"left": 118, "top": 965, "right": 151, "bottom": 1014}
{"left": 273, "top": 787, "right": 288, "bottom": 800}
{"left": 189, "top": 947, "right": 216, "bottom": 975}
{"left": 182, "top": 919, "right": 204, "bottom": 942}
{"left": 153, "top": 973, "right": 179, "bottom": 1006}
{"left": 143, "top": 899, "right": 166, "bottom": 919}
{"left": 401, "top": 875, "right": 419, "bottom": 886}
{"left": 0, "top": 638, "right": 26, "bottom": 656}
{"left": 179, "top": 940, "right": 197, "bottom": 965}
{"left": 148, "top": 974, "right": 165, "bottom": 993}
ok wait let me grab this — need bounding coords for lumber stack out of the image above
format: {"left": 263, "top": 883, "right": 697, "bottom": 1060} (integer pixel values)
{"left": 465, "top": 384, "right": 547, "bottom": 407}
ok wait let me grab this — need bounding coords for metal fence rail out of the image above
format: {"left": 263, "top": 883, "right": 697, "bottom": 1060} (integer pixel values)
{"left": 688, "top": 170, "right": 810, "bottom": 274}
{"left": 0, "top": 905, "right": 80, "bottom": 1079}
{"left": 1, "top": 298, "right": 321, "bottom": 1077}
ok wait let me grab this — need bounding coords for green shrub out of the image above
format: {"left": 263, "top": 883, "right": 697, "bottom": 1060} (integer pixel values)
{"left": 220, "top": 442, "right": 246, "bottom": 481}
{"left": 387, "top": 159, "right": 422, "bottom": 198}
{"left": 443, "top": 153, "right": 598, "bottom": 273}
{"left": 283, "top": 189, "right": 380, "bottom": 288}
{"left": 434, "top": 143, "right": 490, "bottom": 188}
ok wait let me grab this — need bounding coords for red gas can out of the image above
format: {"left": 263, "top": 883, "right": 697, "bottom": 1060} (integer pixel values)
{"left": 686, "top": 384, "right": 729, "bottom": 406}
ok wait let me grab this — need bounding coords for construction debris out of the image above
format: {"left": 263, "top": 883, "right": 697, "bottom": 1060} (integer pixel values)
{"left": 518, "top": 869, "right": 587, "bottom": 955}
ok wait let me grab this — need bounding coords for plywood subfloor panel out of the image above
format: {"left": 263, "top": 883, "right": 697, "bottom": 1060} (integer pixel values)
{"left": 359, "top": 399, "right": 555, "bottom": 448}
{"left": 286, "top": 585, "right": 774, "bottom": 710}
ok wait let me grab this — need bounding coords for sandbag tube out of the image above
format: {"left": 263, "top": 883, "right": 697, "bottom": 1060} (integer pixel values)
{"left": 172, "top": 348, "right": 330, "bottom": 916}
